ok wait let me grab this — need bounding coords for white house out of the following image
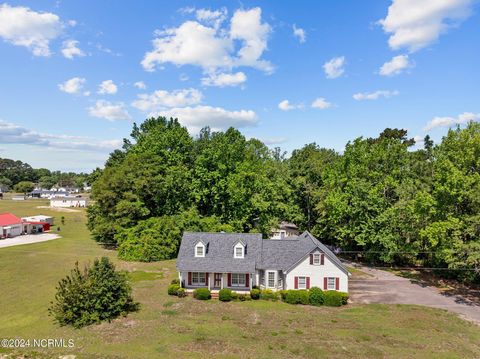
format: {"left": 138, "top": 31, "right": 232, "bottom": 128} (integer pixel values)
{"left": 176, "top": 231, "right": 350, "bottom": 294}
{"left": 21, "top": 215, "right": 54, "bottom": 226}
{"left": 271, "top": 221, "right": 300, "bottom": 239}
{"left": 50, "top": 196, "right": 88, "bottom": 208}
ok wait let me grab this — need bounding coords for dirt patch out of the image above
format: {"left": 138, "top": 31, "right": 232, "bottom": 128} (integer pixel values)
{"left": 36, "top": 206, "right": 81, "bottom": 213}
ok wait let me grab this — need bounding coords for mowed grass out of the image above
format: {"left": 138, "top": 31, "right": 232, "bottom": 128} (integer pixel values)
{"left": 0, "top": 199, "right": 479, "bottom": 358}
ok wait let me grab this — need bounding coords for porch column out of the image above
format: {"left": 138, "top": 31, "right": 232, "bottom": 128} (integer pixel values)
{"left": 249, "top": 273, "right": 252, "bottom": 290}
{"left": 208, "top": 273, "right": 211, "bottom": 289}
{"left": 221, "top": 274, "right": 224, "bottom": 289}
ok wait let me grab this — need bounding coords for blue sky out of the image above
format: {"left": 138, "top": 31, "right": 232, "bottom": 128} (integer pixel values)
{"left": 0, "top": 0, "right": 479, "bottom": 172}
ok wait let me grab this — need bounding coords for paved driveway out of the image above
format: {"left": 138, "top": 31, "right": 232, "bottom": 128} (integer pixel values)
{"left": 0, "top": 233, "right": 60, "bottom": 248}
{"left": 348, "top": 263, "right": 480, "bottom": 325}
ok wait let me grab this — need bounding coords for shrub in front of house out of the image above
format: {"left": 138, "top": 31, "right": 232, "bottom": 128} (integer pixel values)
{"left": 260, "top": 289, "right": 279, "bottom": 301}
{"left": 168, "top": 284, "right": 180, "bottom": 296}
{"left": 237, "top": 293, "right": 250, "bottom": 301}
{"left": 49, "top": 257, "right": 139, "bottom": 328}
{"left": 219, "top": 288, "right": 233, "bottom": 302}
{"left": 177, "top": 288, "right": 186, "bottom": 297}
{"left": 284, "top": 290, "right": 310, "bottom": 305}
{"left": 170, "top": 278, "right": 180, "bottom": 285}
{"left": 324, "top": 291, "right": 344, "bottom": 306}
{"left": 250, "top": 288, "right": 261, "bottom": 300}
{"left": 193, "top": 288, "right": 211, "bottom": 300}
{"left": 339, "top": 292, "right": 349, "bottom": 305}
{"left": 278, "top": 290, "right": 288, "bottom": 301}
{"left": 308, "top": 287, "right": 325, "bottom": 306}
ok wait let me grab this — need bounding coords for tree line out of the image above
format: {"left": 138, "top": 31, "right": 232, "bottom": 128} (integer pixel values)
{"left": 0, "top": 157, "right": 91, "bottom": 192}
{"left": 87, "top": 117, "right": 480, "bottom": 283}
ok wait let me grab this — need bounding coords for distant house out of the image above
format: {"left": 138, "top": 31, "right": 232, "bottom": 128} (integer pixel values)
{"left": 50, "top": 196, "right": 88, "bottom": 208}
{"left": 30, "top": 190, "right": 69, "bottom": 199}
{"left": 271, "top": 221, "right": 300, "bottom": 239}
{"left": 0, "top": 213, "right": 23, "bottom": 238}
{"left": 176, "top": 231, "right": 350, "bottom": 294}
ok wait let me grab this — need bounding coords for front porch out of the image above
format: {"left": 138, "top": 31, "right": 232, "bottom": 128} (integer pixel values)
{"left": 180, "top": 271, "right": 253, "bottom": 292}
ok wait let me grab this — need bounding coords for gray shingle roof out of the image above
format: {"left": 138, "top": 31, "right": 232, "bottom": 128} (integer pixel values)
{"left": 176, "top": 231, "right": 349, "bottom": 275}
{"left": 176, "top": 232, "right": 262, "bottom": 273}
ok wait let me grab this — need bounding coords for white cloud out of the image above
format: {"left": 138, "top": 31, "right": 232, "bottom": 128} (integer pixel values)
{"left": 424, "top": 112, "right": 480, "bottom": 131}
{"left": 131, "top": 88, "right": 203, "bottom": 112}
{"left": 353, "top": 90, "right": 399, "bottom": 101}
{"left": 0, "top": 4, "right": 63, "bottom": 56}
{"left": 323, "top": 56, "right": 345, "bottom": 79}
{"left": 0, "top": 119, "right": 121, "bottom": 152}
{"left": 61, "top": 39, "right": 85, "bottom": 59}
{"left": 311, "top": 97, "right": 333, "bottom": 109}
{"left": 88, "top": 100, "right": 131, "bottom": 121}
{"left": 58, "top": 77, "right": 86, "bottom": 94}
{"left": 379, "top": 0, "right": 473, "bottom": 52}
{"left": 379, "top": 54, "right": 413, "bottom": 76}
{"left": 201, "top": 72, "right": 246, "bottom": 87}
{"left": 141, "top": 7, "right": 272, "bottom": 75}
{"left": 278, "top": 100, "right": 298, "bottom": 111}
{"left": 157, "top": 105, "right": 257, "bottom": 133}
{"left": 293, "top": 24, "right": 306, "bottom": 43}
{"left": 195, "top": 8, "right": 227, "bottom": 29}
{"left": 97, "top": 80, "right": 118, "bottom": 95}
{"left": 134, "top": 81, "right": 146, "bottom": 89}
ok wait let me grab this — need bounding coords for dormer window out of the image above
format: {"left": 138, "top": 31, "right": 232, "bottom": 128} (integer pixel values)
{"left": 195, "top": 242, "right": 205, "bottom": 257}
{"left": 234, "top": 242, "right": 244, "bottom": 258}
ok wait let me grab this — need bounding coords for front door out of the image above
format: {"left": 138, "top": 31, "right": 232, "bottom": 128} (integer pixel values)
{"left": 214, "top": 273, "right": 222, "bottom": 288}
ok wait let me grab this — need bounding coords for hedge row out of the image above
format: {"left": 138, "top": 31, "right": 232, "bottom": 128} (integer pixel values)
{"left": 167, "top": 282, "right": 348, "bottom": 306}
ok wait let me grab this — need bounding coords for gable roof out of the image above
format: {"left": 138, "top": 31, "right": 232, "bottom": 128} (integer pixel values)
{"left": 176, "top": 231, "right": 349, "bottom": 275}
{"left": 0, "top": 213, "right": 22, "bottom": 226}
{"left": 176, "top": 232, "right": 262, "bottom": 273}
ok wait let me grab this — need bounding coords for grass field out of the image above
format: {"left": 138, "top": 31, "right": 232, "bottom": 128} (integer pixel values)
{"left": 0, "top": 199, "right": 479, "bottom": 358}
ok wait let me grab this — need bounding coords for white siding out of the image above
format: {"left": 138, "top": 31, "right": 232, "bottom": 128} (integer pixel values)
{"left": 0, "top": 224, "right": 23, "bottom": 238}
{"left": 285, "top": 249, "right": 349, "bottom": 292}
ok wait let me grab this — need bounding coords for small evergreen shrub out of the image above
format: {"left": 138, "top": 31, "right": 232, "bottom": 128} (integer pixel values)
{"left": 193, "top": 288, "right": 211, "bottom": 300}
{"left": 168, "top": 284, "right": 180, "bottom": 296}
{"left": 219, "top": 288, "right": 233, "bottom": 302}
{"left": 230, "top": 291, "right": 239, "bottom": 301}
{"left": 49, "top": 257, "right": 139, "bottom": 328}
{"left": 250, "top": 288, "right": 261, "bottom": 300}
{"left": 170, "top": 278, "right": 180, "bottom": 285}
{"left": 309, "top": 287, "right": 325, "bottom": 306}
{"left": 237, "top": 294, "right": 250, "bottom": 301}
{"left": 284, "top": 290, "right": 310, "bottom": 305}
{"left": 260, "top": 289, "right": 279, "bottom": 301}
{"left": 278, "top": 290, "right": 288, "bottom": 301}
{"left": 324, "top": 291, "right": 343, "bottom": 307}
{"left": 177, "top": 288, "right": 187, "bottom": 297}
{"left": 339, "top": 292, "right": 349, "bottom": 305}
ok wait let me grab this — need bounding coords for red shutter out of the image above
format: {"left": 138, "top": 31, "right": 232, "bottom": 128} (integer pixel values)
{"left": 188, "top": 272, "right": 192, "bottom": 285}
{"left": 245, "top": 273, "right": 249, "bottom": 287}
{"left": 335, "top": 277, "right": 339, "bottom": 290}
{"left": 294, "top": 276, "right": 298, "bottom": 289}
{"left": 323, "top": 277, "right": 328, "bottom": 290}
{"left": 306, "top": 277, "right": 310, "bottom": 289}
{"left": 321, "top": 254, "right": 325, "bottom": 265}
{"left": 205, "top": 273, "right": 209, "bottom": 286}
{"left": 309, "top": 254, "right": 313, "bottom": 265}
{"left": 228, "top": 273, "right": 232, "bottom": 287}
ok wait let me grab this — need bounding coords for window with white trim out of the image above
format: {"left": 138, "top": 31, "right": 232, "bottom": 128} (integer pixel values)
{"left": 234, "top": 243, "right": 244, "bottom": 258}
{"left": 298, "top": 276, "right": 307, "bottom": 289}
{"left": 327, "top": 277, "right": 335, "bottom": 290}
{"left": 192, "top": 272, "right": 206, "bottom": 285}
{"left": 313, "top": 253, "right": 321, "bottom": 265}
{"left": 195, "top": 242, "right": 205, "bottom": 257}
{"left": 231, "top": 273, "right": 246, "bottom": 286}
{"left": 267, "top": 271, "right": 275, "bottom": 288}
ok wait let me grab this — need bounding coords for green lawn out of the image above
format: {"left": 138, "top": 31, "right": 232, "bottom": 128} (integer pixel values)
{"left": 0, "top": 199, "right": 479, "bottom": 358}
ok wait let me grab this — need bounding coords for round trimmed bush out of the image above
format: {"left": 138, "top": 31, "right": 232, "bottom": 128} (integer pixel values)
{"left": 177, "top": 288, "right": 187, "bottom": 297}
{"left": 324, "top": 291, "right": 343, "bottom": 307}
{"left": 260, "top": 289, "right": 279, "bottom": 301}
{"left": 168, "top": 284, "right": 180, "bottom": 296}
{"left": 309, "top": 287, "right": 325, "bottom": 306}
{"left": 284, "top": 290, "right": 310, "bottom": 305}
{"left": 219, "top": 288, "right": 233, "bottom": 302}
{"left": 193, "top": 288, "right": 211, "bottom": 300}
{"left": 250, "top": 288, "right": 261, "bottom": 300}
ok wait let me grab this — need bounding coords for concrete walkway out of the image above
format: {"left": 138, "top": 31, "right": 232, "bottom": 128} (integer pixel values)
{"left": 348, "top": 263, "right": 480, "bottom": 325}
{"left": 0, "top": 233, "right": 60, "bottom": 248}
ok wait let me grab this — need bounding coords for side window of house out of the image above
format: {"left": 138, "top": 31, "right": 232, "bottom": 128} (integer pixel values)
{"left": 313, "top": 253, "right": 320, "bottom": 265}
{"left": 327, "top": 277, "right": 335, "bottom": 290}
{"left": 267, "top": 271, "right": 275, "bottom": 288}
